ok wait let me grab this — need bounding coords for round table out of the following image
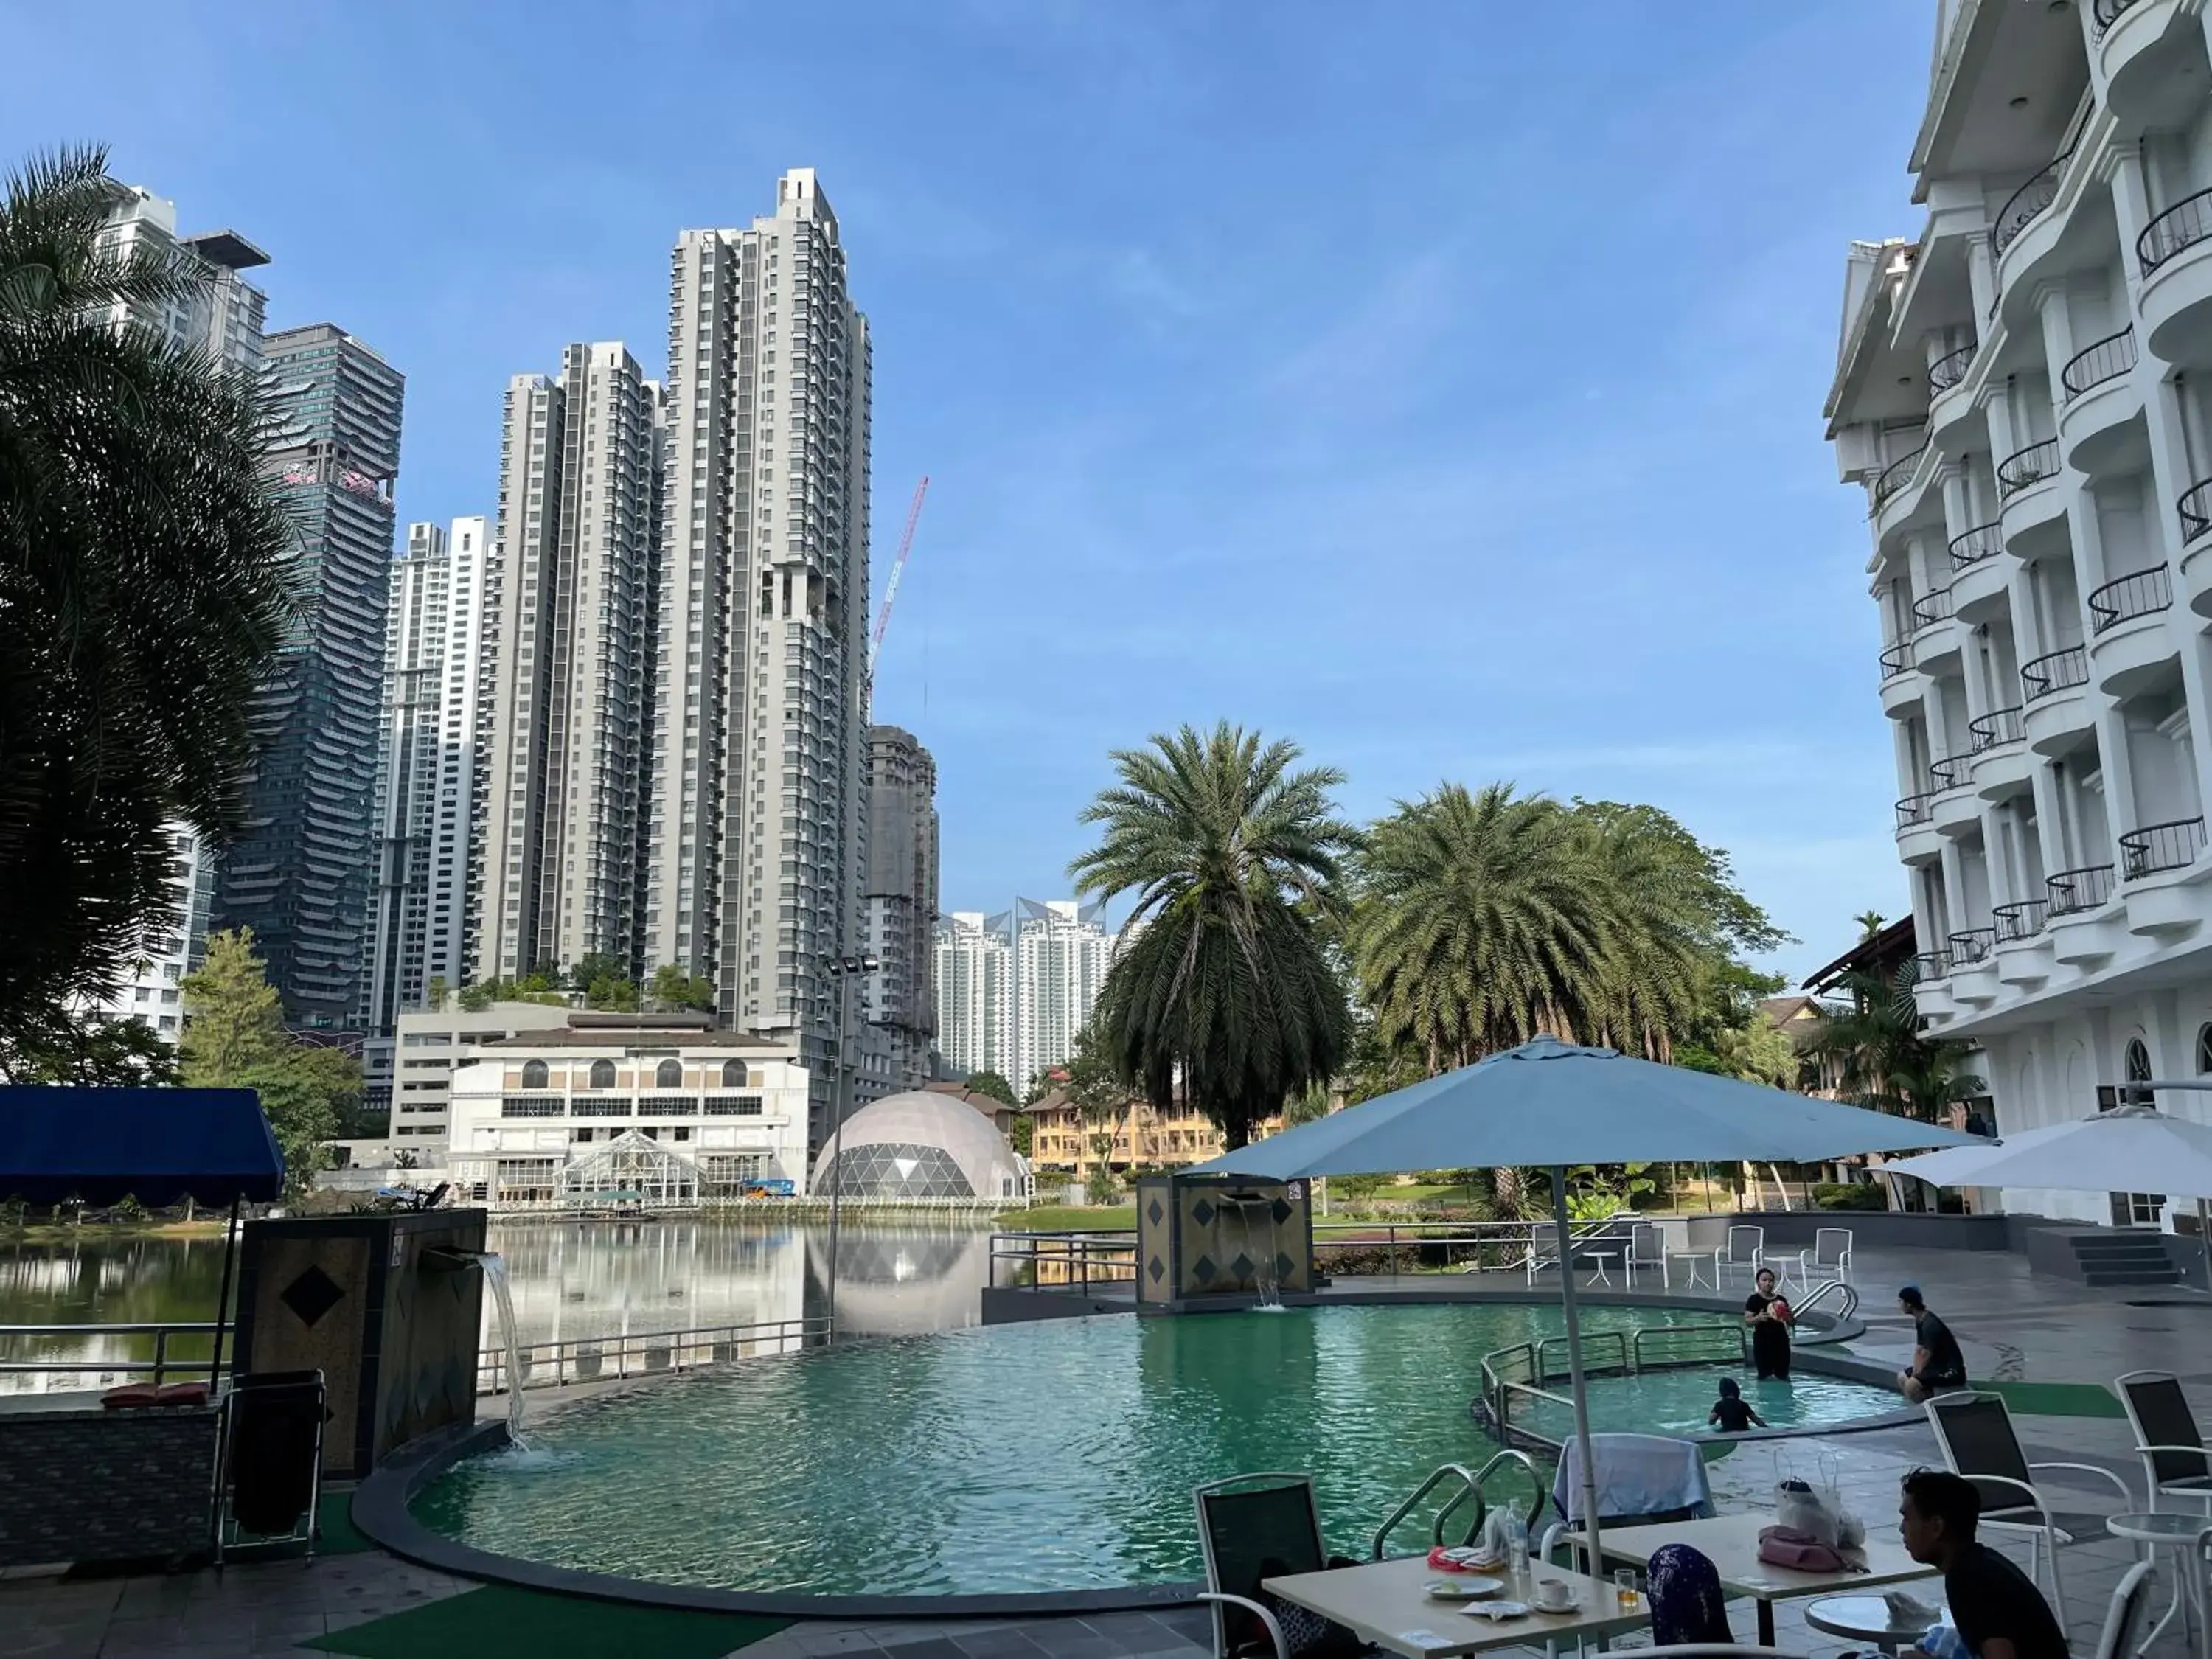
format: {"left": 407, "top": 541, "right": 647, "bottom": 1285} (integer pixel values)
{"left": 2107, "top": 1512, "right": 2211, "bottom": 1655}
{"left": 1583, "top": 1250, "right": 1621, "bottom": 1287}
{"left": 1806, "top": 1593, "right": 1947, "bottom": 1655}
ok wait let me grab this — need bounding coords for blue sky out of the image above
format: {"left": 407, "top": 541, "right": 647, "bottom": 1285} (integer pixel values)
{"left": 7, "top": 1, "right": 1933, "bottom": 984}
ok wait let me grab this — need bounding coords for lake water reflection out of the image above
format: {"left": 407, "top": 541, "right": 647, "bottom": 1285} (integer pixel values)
{"left": 0, "top": 1217, "right": 995, "bottom": 1392}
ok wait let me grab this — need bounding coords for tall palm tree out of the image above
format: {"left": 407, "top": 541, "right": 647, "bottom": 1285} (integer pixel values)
{"left": 0, "top": 146, "right": 295, "bottom": 1036}
{"left": 1070, "top": 722, "right": 1355, "bottom": 1149}
{"left": 1805, "top": 964, "right": 1983, "bottom": 1121}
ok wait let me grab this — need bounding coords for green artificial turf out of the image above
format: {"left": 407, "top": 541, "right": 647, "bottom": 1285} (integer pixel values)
{"left": 308, "top": 1585, "right": 790, "bottom": 1659}
{"left": 1972, "top": 1380, "right": 2127, "bottom": 1419}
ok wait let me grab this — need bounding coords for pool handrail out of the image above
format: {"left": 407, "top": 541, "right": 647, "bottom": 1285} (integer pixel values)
{"left": 1790, "top": 1278, "right": 1859, "bottom": 1325}
{"left": 1368, "top": 1450, "right": 1549, "bottom": 1561}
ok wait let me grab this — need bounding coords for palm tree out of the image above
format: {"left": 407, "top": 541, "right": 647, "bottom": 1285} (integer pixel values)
{"left": 0, "top": 146, "right": 296, "bottom": 1037}
{"left": 1855, "top": 909, "right": 1888, "bottom": 940}
{"left": 1805, "top": 964, "right": 1983, "bottom": 1121}
{"left": 1070, "top": 722, "right": 1355, "bottom": 1149}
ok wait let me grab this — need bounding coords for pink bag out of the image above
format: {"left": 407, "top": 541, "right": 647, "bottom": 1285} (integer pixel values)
{"left": 1757, "top": 1525, "right": 1851, "bottom": 1573}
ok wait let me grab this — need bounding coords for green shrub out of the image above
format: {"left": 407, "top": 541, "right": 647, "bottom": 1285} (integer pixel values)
{"left": 1812, "top": 1181, "right": 1887, "bottom": 1211}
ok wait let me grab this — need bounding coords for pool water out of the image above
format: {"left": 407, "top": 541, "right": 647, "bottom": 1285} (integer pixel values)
{"left": 416, "top": 1303, "right": 1896, "bottom": 1597}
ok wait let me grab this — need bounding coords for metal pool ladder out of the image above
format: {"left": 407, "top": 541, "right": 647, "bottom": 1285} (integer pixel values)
{"left": 1370, "top": 1449, "right": 1546, "bottom": 1559}
{"left": 1792, "top": 1279, "right": 1860, "bottom": 1324}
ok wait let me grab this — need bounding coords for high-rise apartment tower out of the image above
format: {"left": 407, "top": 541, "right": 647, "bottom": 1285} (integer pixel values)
{"left": 647, "top": 168, "right": 872, "bottom": 1149}
{"left": 859, "top": 726, "right": 939, "bottom": 1089}
{"left": 933, "top": 912, "right": 1013, "bottom": 1082}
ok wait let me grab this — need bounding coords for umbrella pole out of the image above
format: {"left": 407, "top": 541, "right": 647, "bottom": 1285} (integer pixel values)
{"left": 1550, "top": 1166, "right": 1603, "bottom": 1572}
{"left": 209, "top": 1197, "right": 241, "bottom": 1388}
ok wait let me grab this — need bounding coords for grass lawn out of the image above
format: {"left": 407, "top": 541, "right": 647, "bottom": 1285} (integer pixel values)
{"left": 1004, "top": 1204, "right": 1138, "bottom": 1231}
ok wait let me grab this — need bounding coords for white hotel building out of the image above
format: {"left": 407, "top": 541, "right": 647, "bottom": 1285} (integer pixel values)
{"left": 1831, "top": 0, "right": 2212, "bottom": 1228}
{"left": 445, "top": 1012, "right": 810, "bottom": 1209}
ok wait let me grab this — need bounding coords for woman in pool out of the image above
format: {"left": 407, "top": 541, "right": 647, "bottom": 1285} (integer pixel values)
{"left": 1743, "top": 1266, "right": 1795, "bottom": 1380}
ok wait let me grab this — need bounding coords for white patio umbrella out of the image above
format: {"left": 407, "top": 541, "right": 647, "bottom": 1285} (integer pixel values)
{"left": 1189, "top": 1034, "right": 1975, "bottom": 1561}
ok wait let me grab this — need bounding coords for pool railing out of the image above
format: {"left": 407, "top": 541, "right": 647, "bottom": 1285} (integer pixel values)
{"left": 1478, "top": 1321, "right": 1750, "bottom": 1452}
{"left": 474, "top": 1313, "right": 832, "bottom": 1396}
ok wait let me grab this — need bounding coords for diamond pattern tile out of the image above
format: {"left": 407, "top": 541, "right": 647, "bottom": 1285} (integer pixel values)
{"left": 279, "top": 1263, "right": 346, "bottom": 1329}
{"left": 1191, "top": 1199, "right": 1215, "bottom": 1228}
{"left": 1147, "top": 1198, "right": 1165, "bottom": 1226}
{"left": 1230, "top": 1252, "right": 1254, "bottom": 1283}
{"left": 1192, "top": 1254, "right": 1217, "bottom": 1284}
{"left": 1148, "top": 1255, "right": 1166, "bottom": 1283}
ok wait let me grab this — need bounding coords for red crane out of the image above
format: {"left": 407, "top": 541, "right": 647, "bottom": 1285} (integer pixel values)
{"left": 870, "top": 476, "right": 930, "bottom": 673}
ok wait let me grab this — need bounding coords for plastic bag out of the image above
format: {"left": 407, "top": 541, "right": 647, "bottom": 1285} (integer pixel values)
{"left": 1773, "top": 1478, "right": 1840, "bottom": 1545}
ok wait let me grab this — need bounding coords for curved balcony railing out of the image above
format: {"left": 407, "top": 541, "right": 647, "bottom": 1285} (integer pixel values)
{"left": 1896, "top": 791, "right": 1939, "bottom": 830}
{"left": 1997, "top": 438, "right": 2061, "bottom": 497}
{"left": 2095, "top": 0, "right": 2143, "bottom": 32}
{"left": 2046, "top": 863, "right": 2117, "bottom": 917}
{"left": 1992, "top": 147, "right": 2075, "bottom": 260}
{"left": 1928, "top": 755, "right": 1970, "bottom": 792}
{"left": 1969, "top": 706, "right": 2024, "bottom": 751}
{"left": 2180, "top": 479, "right": 2212, "bottom": 545}
{"left": 2139, "top": 187, "right": 2212, "bottom": 274}
{"left": 1879, "top": 641, "right": 1912, "bottom": 678}
{"left": 1871, "top": 445, "right": 1929, "bottom": 507}
{"left": 2061, "top": 326, "right": 2138, "bottom": 399}
{"left": 1949, "top": 522, "right": 2003, "bottom": 568}
{"left": 2086, "top": 563, "right": 2173, "bottom": 632}
{"left": 1993, "top": 898, "right": 2049, "bottom": 942}
{"left": 1913, "top": 950, "right": 1952, "bottom": 983}
{"left": 1929, "top": 342, "right": 1978, "bottom": 394}
{"left": 1912, "top": 585, "right": 1956, "bottom": 628}
{"left": 2020, "top": 644, "right": 2089, "bottom": 700}
{"left": 1948, "top": 928, "right": 1997, "bottom": 967}
{"left": 2121, "top": 816, "right": 2208, "bottom": 879}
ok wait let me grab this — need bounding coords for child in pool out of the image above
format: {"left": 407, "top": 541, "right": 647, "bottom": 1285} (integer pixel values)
{"left": 1708, "top": 1376, "right": 1767, "bottom": 1433}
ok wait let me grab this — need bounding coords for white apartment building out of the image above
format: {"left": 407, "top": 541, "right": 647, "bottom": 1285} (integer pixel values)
{"left": 72, "top": 188, "right": 271, "bottom": 1040}
{"left": 473, "top": 345, "right": 664, "bottom": 983}
{"left": 368, "top": 518, "right": 490, "bottom": 1030}
{"left": 388, "top": 998, "right": 575, "bottom": 1141}
{"left": 1831, "top": 0, "right": 2212, "bottom": 1229}
{"left": 860, "top": 726, "right": 939, "bottom": 1090}
{"left": 1014, "top": 898, "right": 1111, "bottom": 1089}
{"left": 647, "top": 168, "right": 873, "bottom": 1154}
{"left": 445, "top": 1013, "right": 811, "bottom": 1209}
{"left": 933, "top": 911, "right": 1013, "bottom": 1081}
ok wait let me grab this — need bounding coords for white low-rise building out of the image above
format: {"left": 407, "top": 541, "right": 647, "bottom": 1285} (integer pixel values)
{"left": 388, "top": 1001, "right": 578, "bottom": 1142}
{"left": 445, "top": 1012, "right": 811, "bottom": 1210}
{"left": 1830, "top": 1, "right": 2212, "bottom": 1229}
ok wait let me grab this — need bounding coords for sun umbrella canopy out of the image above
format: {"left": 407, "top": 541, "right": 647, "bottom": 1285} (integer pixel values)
{"left": 1189, "top": 1035, "right": 1975, "bottom": 1178}
{"left": 1882, "top": 1105, "right": 2212, "bottom": 1200}
{"left": 0, "top": 1085, "right": 283, "bottom": 1206}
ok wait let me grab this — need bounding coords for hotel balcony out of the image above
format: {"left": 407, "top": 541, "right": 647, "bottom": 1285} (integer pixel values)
{"left": 1998, "top": 438, "right": 2067, "bottom": 549}
{"left": 2046, "top": 861, "right": 2126, "bottom": 967}
{"left": 1950, "top": 521, "right": 2011, "bottom": 622}
{"left": 2140, "top": 187, "right": 2212, "bottom": 370}
{"left": 2120, "top": 815, "right": 2211, "bottom": 939}
{"left": 2020, "top": 644, "right": 2093, "bottom": 754}
{"left": 1992, "top": 897, "right": 2054, "bottom": 990}
{"left": 1969, "top": 706, "right": 2034, "bottom": 801}
{"left": 2087, "top": 563, "right": 2177, "bottom": 697}
{"left": 2057, "top": 327, "right": 2143, "bottom": 477}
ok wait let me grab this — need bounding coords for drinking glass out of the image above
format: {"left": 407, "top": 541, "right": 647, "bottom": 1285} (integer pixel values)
{"left": 1612, "top": 1568, "right": 1639, "bottom": 1610}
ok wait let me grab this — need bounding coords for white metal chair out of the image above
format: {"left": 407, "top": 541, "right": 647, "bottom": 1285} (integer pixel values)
{"left": 1792, "top": 1226, "right": 1853, "bottom": 1291}
{"left": 1714, "top": 1225, "right": 1764, "bottom": 1287}
{"left": 2090, "top": 1560, "right": 2155, "bottom": 1659}
{"left": 1627, "top": 1220, "right": 1669, "bottom": 1289}
{"left": 2117, "top": 1371, "right": 2212, "bottom": 1514}
{"left": 1926, "top": 1390, "right": 2135, "bottom": 1610}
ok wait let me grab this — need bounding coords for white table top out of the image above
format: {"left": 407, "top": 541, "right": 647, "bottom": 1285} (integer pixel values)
{"left": 1262, "top": 1554, "right": 1648, "bottom": 1658}
{"left": 2109, "top": 1511, "right": 2212, "bottom": 1543}
{"left": 1806, "top": 1592, "right": 1947, "bottom": 1641}
{"left": 1591, "top": 1512, "right": 1936, "bottom": 1602}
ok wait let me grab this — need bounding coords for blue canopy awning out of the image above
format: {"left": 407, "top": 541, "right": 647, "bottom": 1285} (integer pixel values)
{"left": 0, "top": 1086, "right": 284, "bottom": 1206}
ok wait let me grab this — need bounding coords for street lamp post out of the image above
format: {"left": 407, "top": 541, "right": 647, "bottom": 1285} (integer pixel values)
{"left": 823, "top": 952, "right": 879, "bottom": 1334}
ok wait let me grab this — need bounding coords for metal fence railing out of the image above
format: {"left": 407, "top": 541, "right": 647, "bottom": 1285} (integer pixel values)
{"left": 476, "top": 1315, "right": 832, "bottom": 1395}
{"left": 0, "top": 1321, "right": 222, "bottom": 1391}
{"left": 1477, "top": 1321, "right": 1750, "bottom": 1452}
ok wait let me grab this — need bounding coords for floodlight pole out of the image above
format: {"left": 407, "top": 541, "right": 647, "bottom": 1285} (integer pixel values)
{"left": 824, "top": 953, "right": 880, "bottom": 1337}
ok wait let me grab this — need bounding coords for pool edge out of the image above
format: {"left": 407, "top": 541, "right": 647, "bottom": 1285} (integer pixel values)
{"left": 352, "top": 1420, "right": 1207, "bottom": 1620}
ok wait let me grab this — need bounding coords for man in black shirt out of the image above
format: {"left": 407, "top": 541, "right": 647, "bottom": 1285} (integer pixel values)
{"left": 1898, "top": 1284, "right": 1968, "bottom": 1402}
{"left": 1899, "top": 1468, "right": 2070, "bottom": 1659}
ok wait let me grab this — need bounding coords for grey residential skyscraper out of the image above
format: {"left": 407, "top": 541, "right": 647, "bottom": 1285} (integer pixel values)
{"left": 368, "top": 517, "right": 490, "bottom": 1030}
{"left": 860, "top": 726, "right": 939, "bottom": 1089}
{"left": 472, "top": 344, "right": 664, "bottom": 982}
{"left": 648, "top": 168, "right": 872, "bottom": 1150}
{"left": 213, "top": 324, "right": 405, "bottom": 1027}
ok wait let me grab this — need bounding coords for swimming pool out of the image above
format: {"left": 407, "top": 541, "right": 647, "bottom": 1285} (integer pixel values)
{"left": 414, "top": 1302, "right": 1896, "bottom": 1598}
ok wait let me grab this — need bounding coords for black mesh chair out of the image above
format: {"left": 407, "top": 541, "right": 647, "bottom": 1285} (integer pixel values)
{"left": 215, "top": 1369, "right": 327, "bottom": 1564}
{"left": 1194, "top": 1475, "right": 1373, "bottom": 1659}
{"left": 1926, "top": 1390, "right": 2132, "bottom": 1610}
{"left": 2118, "top": 1371, "right": 2212, "bottom": 1512}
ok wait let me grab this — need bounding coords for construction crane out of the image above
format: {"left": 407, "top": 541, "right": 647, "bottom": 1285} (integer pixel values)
{"left": 869, "top": 475, "right": 930, "bottom": 678}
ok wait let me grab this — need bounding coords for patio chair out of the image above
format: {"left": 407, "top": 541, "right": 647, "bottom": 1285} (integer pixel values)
{"left": 1524, "top": 1221, "right": 1565, "bottom": 1285}
{"left": 214, "top": 1368, "right": 327, "bottom": 1565}
{"left": 1193, "top": 1474, "right": 1371, "bottom": 1659}
{"left": 1925, "top": 1389, "right": 2134, "bottom": 1610}
{"left": 1792, "top": 1226, "right": 1853, "bottom": 1291}
{"left": 2090, "top": 1561, "right": 2154, "bottom": 1659}
{"left": 1714, "top": 1225, "right": 1764, "bottom": 1287}
{"left": 1540, "top": 1433, "right": 1716, "bottom": 1571}
{"left": 2116, "top": 1371, "right": 2212, "bottom": 1513}
{"left": 1627, "top": 1221, "right": 1670, "bottom": 1290}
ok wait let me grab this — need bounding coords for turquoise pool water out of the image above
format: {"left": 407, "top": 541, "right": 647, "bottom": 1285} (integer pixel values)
{"left": 416, "top": 1303, "right": 1897, "bottom": 1597}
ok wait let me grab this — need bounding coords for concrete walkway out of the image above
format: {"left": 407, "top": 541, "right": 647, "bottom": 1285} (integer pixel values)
{"left": 7, "top": 1239, "right": 2210, "bottom": 1658}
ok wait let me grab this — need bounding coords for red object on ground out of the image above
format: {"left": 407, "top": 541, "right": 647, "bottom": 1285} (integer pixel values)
{"left": 100, "top": 1384, "right": 159, "bottom": 1410}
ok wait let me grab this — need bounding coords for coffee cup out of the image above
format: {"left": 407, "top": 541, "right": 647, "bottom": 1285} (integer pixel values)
{"left": 1531, "top": 1579, "right": 1574, "bottom": 1611}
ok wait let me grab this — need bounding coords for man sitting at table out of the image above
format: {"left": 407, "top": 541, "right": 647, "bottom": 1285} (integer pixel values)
{"left": 1899, "top": 1469, "right": 2069, "bottom": 1659}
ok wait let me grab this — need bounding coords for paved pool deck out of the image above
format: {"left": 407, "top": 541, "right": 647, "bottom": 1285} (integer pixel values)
{"left": 7, "top": 1239, "right": 2210, "bottom": 1658}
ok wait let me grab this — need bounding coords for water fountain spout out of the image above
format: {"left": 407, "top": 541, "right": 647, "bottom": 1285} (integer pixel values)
{"left": 436, "top": 1248, "right": 530, "bottom": 1447}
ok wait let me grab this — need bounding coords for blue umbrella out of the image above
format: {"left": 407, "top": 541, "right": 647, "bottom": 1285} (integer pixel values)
{"left": 1191, "top": 1036, "right": 1975, "bottom": 1559}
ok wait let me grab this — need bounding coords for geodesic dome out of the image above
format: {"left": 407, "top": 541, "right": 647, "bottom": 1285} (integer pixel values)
{"left": 810, "top": 1091, "right": 1026, "bottom": 1201}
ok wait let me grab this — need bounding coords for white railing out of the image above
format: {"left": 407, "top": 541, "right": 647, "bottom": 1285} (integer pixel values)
{"left": 475, "top": 1314, "right": 832, "bottom": 1395}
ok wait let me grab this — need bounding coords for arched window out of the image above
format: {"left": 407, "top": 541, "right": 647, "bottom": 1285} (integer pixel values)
{"left": 2126, "top": 1038, "right": 2152, "bottom": 1083}
{"left": 589, "top": 1058, "right": 617, "bottom": 1090}
{"left": 2197, "top": 1023, "right": 2212, "bottom": 1076}
{"left": 721, "top": 1059, "right": 746, "bottom": 1088}
{"left": 521, "top": 1060, "right": 549, "bottom": 1090}
{"left": 656, "top": 1058, "right": 683, "bottom": 1089}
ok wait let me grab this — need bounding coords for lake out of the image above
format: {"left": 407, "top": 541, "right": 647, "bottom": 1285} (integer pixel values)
{"left": 0, "top": 1217, "right": 998, "bottom": 1394}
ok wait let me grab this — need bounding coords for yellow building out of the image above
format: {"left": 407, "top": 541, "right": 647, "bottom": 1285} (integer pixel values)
{"left": 1023, "top": 1087, "right": 1284, "bottom": 1182}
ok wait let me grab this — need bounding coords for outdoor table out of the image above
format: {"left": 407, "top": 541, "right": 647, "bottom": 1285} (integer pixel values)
{"left": 1591, "top": 1512, "right": 1936, "bottom": 1646}
{"left": 1261, "top": 1553, "right": 1648, "bottom": 1658}
{"left": 1806, "top": 1592, "right": 1947, "bottom": 1654}
{"left": 2107, "top": 1512, "right": 2211, "bottom": 1658}
{"left": 1666, "top": 1251, "right": 1711, "bottom": 1290}
{"left": 1584, "top": 1248, "right": 1621, "bottom": 1288}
